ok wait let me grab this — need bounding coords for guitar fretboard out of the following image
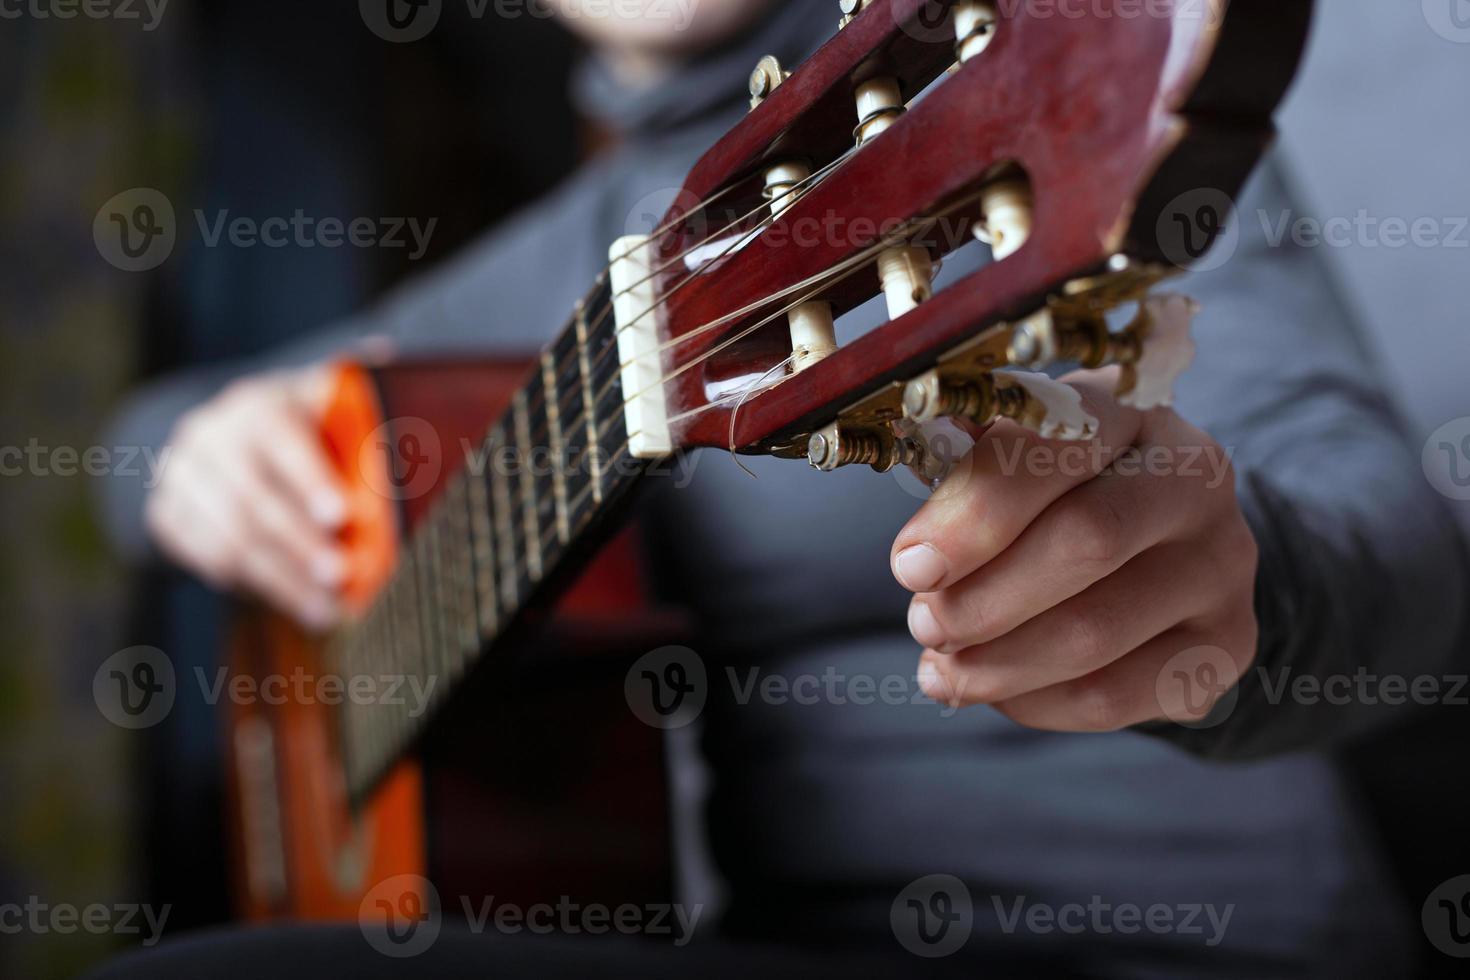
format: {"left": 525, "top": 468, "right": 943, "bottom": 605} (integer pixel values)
{"left": 327, "top": 274, "right": 653, "bottom": 805}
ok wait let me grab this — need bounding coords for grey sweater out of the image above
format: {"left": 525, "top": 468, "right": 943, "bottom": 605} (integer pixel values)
{"left": 101, "top": 5, "right": 1469, "bottom": 975}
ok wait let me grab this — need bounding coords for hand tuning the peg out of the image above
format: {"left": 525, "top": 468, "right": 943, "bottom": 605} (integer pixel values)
{"left": 1118, "top": 294, "right": 1199, "bottom": 410}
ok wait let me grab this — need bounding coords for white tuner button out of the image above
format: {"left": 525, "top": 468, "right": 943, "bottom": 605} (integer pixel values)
{"left": 1122, "top": 294, "right": 1199, "bottom": 410}
{"left": 999, "top": 371, "right": 1098, "bottom": 442}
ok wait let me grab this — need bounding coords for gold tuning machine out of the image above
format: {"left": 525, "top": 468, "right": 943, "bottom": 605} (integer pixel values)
{"left": 748, "top": 56, "right": 790, "bottom": 110}
{"left": 903, "top": 369, "right": 1098, "bottom": 443}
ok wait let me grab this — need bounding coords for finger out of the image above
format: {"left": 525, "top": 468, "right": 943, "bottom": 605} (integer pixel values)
{"left": 918, "top": 543, "right": 1220, "bottom": 705}
{"left": 145, "top": 463, "right": 249, "bottom": 591}
{"left": 986, "top": 626, "right": 1250, "bottom": 733}
{"left": 259, "top": 379, "right": 347, "bottom": 528}
{"left": 891, "top": 368, "right": 1148, "bottom": 593}
{"left": 910, "top": 448, "right": 1211, "bottom": 653}
{"left": 168, "top": 456, "right": 341, "bottom": 629}
{"left": 195, "top": 435, "right": 346, "bottom": 590}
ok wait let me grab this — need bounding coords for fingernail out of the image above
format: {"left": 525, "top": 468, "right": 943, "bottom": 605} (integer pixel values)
{"left": 894, "top": 544, "right": 948, "bottom": 592}
{"left": 908, "top": 600, "right": 944, "bottom": 650}
{"left": 310, "top": 551, "right": 347, "bottom": 588}
{"left": 917, "top": 660, "right": 944, "bottom": 701}
{"left": 310, "top": 490, "right": 347, "bottom": 528}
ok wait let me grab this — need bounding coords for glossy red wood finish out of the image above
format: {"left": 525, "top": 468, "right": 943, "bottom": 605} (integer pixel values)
{"left": 650, "top": 0, "right": 1307, "bottom": 451}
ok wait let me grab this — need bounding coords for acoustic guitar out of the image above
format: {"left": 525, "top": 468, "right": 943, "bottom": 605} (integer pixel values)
{"left": 222, "top": 0, "right": 1313, "bottom": 934}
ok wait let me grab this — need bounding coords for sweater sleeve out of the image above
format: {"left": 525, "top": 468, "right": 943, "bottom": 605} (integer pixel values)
{"left": 1140, "top": 163, "right": 1470, "bottom": 758}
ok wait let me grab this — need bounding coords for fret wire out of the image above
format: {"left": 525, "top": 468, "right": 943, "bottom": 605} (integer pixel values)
{"left": 574, "top": 300, "right": 606, "bottom": 506}
{"left": 512, "top": 388, "right": 544, "bottom": 583}
{"left": 540, "top": 350, "right": 572, "bottom": 545}
{"left": 466, "top": 459, "right": 499, "bottom": 639}
{"left": 489, "top": 424, "right": 520, "bottom": 612}
{"left": 425, "top": 507, "right": 452, "bottom": 692}
{"left": 442, "top": 477, "right": 477, "bottom": 660}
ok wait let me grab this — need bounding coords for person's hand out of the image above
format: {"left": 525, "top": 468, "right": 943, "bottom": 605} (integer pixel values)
{"left": 145, "top": 366, "right": 348, "bottom": 630}
{"left": 892, "top": 367, "right": 1259, "bottom": 730}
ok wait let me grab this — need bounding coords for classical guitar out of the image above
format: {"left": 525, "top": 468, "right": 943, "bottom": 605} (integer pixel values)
{"left": 223, "top": 0, "right": 1312, "bottom": 927}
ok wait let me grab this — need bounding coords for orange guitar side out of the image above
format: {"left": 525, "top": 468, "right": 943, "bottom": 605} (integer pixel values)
{"left": 223, "top": 360, "right": 676, "bottom": 923}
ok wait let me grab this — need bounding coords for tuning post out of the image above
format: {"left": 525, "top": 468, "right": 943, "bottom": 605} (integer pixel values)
{"left": 1006, "top": 292, "right": 1199, "bottom": 410}
{"left": 974, "top": 178, "right": 1034, "bottom": 259}
{"left": 807, "top": 421, "right": 922, "bottom": 473}
{"left": 837, "top": 0, "right": 872, "bottom": 30}
{"left": 954, "top": 1, "right": 999, "bottom": 63}
{"left": 762, "top": 161, "right": 839, "bottom": 373}
{"left": 748, "top": 55, "right": 789, "bottom": 111}
{"left": 902, "top": 369, "right": 1097, "bottom": 442}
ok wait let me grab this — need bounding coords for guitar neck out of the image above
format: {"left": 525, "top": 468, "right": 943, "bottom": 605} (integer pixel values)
{"left": 329, "top": 272, "right": 657, "bottom": 806}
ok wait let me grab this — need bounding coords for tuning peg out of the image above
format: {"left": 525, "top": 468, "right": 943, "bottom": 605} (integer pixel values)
{"left": 901, "top": 369, "right": 1097, "bottom": 442}
{"left": 748, "top": 56, "right": 790, "bottom": 110}
{"left": 999, "top": 372, "right": 1099, "bottom": 442}
{"left": 1117, "top": 294, "right": 1199, "bottom": 410}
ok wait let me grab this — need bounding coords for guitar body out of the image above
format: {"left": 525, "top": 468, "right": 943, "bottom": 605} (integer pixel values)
{"left": 224, "top": 360, "right": 677, "bottom": 921}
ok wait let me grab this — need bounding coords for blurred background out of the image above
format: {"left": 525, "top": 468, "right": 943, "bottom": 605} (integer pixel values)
{"left": 1, "top": 4, "right": 586, "bottom": 975}
{"left": 3, "top": 2, "right": 1470, "bottom": 978}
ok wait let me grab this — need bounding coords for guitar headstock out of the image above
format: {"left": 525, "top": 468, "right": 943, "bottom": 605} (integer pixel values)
{"left": 609, "top": 0, "right": 1312, "bottom": 470}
